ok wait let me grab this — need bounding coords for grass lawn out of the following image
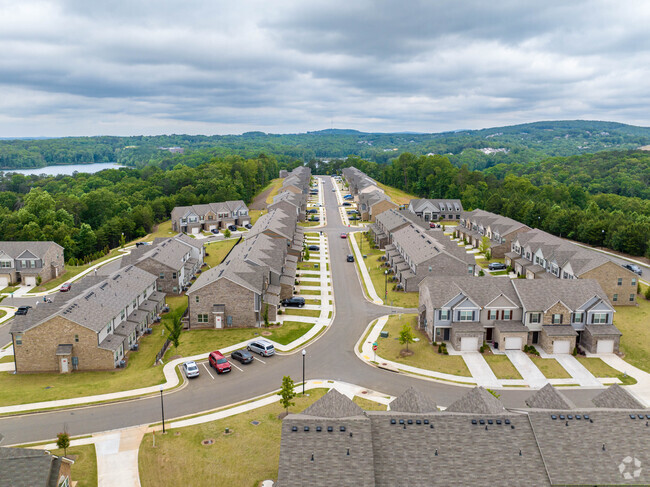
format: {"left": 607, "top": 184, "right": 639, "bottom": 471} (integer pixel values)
{"left": 297, "top": 262, "right": 321, "bottom": 271}
{"left": 529, "top": 357, "right": 571, "bottom": 379}
{"left": 164, "top": 328, "right": 260, "bottom": 359}
{"left": 266, "top": 321, "right": 315, "bottom": 345}
{"left": 249, "top": 209, "right": 264, "bottom": 225}
{"left": 354, "top": 233, "right": 419, "bottom": 308}
{"left": 0, "top": 310, "right": 6, "bottom": 319}
{"left": 376, "top": 182, "right": 416, "bottom": 205}
{"left": 140, "top": 220, "right": 174, "bottom": 242}
{"left": 50, "top": 444, "right": 98, "bottom": 487}
{"left": 304, "top": 232, "right": 319, "bottom": 237}
{"left": 576, "top": 357, "right": 635, "bottom": 384}
{"left": 298, "top": 221, "right": 321, "bottom": 227}
{"left": 297, "top": 290, "right": 321, "bottom": 296}
{"left": 475, "top": 257, "right": 505, "bottom": 269}
{"left": 483, "top": 355, "right": 522, "bottom": 380}
{"left": 264, "top": 178, "right": 285, "bottom": 205}
{"left": 614, "top": 293, "right": 650, "bottom": 373}
{"left": 353, "top": 396, "right": 387, "bottom": 411}
{"left": 379, "top": 315, "right": 471, "bottom": 377}
{"left": 203, "top": 239, "right": 239, "bottom": 268}
{"left": 0, "top": 286, "right": 19, "bottom": 294}
{"left": 490, "top": 271, "right": 509, "bottom": 276}
{"left": 0, "top": 355, "right": 13, "bottom": 364}
{"left": 281, "top": 308, "right": 320, "bottom": 318}
{"left": 138, "top": 389, "right": 328, "bottom": 487}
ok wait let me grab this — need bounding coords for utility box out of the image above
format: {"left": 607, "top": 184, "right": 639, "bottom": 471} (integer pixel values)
{"left": 380, "top": 331, "right": 389, "bottom": 338}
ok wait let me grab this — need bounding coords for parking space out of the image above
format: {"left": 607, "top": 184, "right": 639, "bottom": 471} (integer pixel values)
{"left": 182, "top": 350, "right": 274, "bottom": 383}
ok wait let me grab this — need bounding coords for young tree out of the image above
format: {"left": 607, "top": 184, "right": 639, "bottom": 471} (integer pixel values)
{"left": 56, "top": 432, "right": 70, "bottom": 457}
{"left": 263, "top": 303, "right": 269, "bottom": 327}
{"left": 398, "top": 324, "right": 415, "bottom": 352}
{"left": 223, "top": 228, "right": 231, "bottom": 239}
{"left": 304, "top": 247, "right": 310, "bottom": 261}
{"left": 119, "top": 233, "right": 126, "bottom": 249}
{"left": 164, "top": 315, "right": 183, "bottom": 349}
{"left": 279, "top": 375, "right": 296, "bottom": 413}
{"left": 479, "top": 236, "right": 491, "bottom": 260}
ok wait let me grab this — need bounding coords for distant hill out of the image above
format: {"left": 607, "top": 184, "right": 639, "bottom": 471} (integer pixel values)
{"left": 1, "top": 120, "right": 649, "bottom": 169}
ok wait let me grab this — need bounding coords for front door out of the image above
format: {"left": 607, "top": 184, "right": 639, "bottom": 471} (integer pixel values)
{"left": 61, "top": 358, "right": 69, "bottom": 373}
{"left": 486, "top": 328, "right": 493, "bottom": 342}
{"left": 532, "top": 331, "right": 539, "bottom": 344}
{"left": 215, "top": 315, "right": 223, "bottom": 329}
{"left": 443, "top": 328, "right": 450, "bottom": 341}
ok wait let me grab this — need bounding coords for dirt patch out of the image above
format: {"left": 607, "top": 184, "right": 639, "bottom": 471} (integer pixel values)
{"left": 201, "top": 439, "right": 214, "bottom": 446}
{"left": 261, "top": 331, "right": 272, "bottom": 336}
{"left": 250, "top": 185, "right": 274, "bottom": 210}
{"left": 277, "top": 411, "right": 289, "bottom": 420}
{"left": 169, "top": 355, "right": 182, "bottom": 361}
{"left": 399, "top": 349, "right": 414, "bottom": 358}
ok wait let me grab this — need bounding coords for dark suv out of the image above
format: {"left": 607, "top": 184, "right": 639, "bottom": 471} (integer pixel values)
{"left": 488, "top": 262, "right": 507, "bottom": 271}
{"left": 15, "top": 306, "right": 31, "bottom": 315}
{"left": 281, "top": 297, "right": 305, "bottom": 307}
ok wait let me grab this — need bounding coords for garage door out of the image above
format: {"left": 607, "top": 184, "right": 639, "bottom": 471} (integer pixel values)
{"left": 553, "top": 340, "right": 571, "bottom": 354}
{"left": 460, "top": 336, "right": 479, "bottom": 351}
{"left": 191, "top": 227, "right": 200, "bottom": 235}
{"left": 208, "top": 225, "right": 216, "bottom": 231}
{"left": 24, "top": 276, "right": 36, "bottom": 286}
{"left": 0, "top": 277, "right": 7, "bottom": 288}
{"left": 505, "top": 337, "right": 523, "bottom": 350}
{"left": 597, "top": 339, "right": 614, "bottom": 354}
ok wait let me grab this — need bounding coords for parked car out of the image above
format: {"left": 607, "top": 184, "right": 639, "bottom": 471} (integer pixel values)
{"left": 429, "top": 222, "right": 441, "bottom": 228}
{"left": 347, "top": 210, "right": 359, "bottom": 214}
{"left": 244, "top": 223, "right": 253, "bottom": 229}
{"left": 208, "top": 351, "right": 231, "bottom": 373}
{"left": 60, "top": 283, "right": 72, "bottom": 292}
{"left": 622, "top": 263, "right": 643, "bottom": 275}
{"left": 332, "top": 188, "right": 337, "bottom": 192}
{"left": 227, "top": 224, "right": 238, "bottom": 232}
{"left": 308, "top": 245, "right": 320, "bottom": 251}
{"left": 182, "top": 361, "right": 200, "bottom": 378}
{"left": 135, "top": 242, "right": 151, "bottom": 247}
{"left": 211, "top": 228, "right": 220, "bottom": 234}
{"left": 247, "top": 339, "right": 275, "bottom": 357}
{"left": 307, "top": 209, "right": 318, "bottom": 214}
{"left": 310, "top": 217, "right": 320, "bottom": 222}
{"left": 342, "top": 202, "right": 352, "bottom": 206}
{"left": 231, "top": 349, "right": 254, "bottom": 364}
{"left": 15, "top": 306, "right": 31, "bottom": 315}
{"left": 282, "top": 296, "right": 305, "bottom": 307}
{"left": 340, "top": 233, "right": 347, "bottom": 239}
{"left": 347, "top": 254, "right": 355, "bottom": 262}
{"left": 343, "top": 194, "right": 353, "bottom": 199}
{"left": 488, "top": 262, "right": 507, "bottom": 271}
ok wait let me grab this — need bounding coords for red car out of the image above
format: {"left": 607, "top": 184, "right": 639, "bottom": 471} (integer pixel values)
{"left": 340, "top": 233, "right": 347, "bottom": 239}
{"left": 208, "top": 351, "right": 231, "bottom": 374}
{"left": 60, "top": 283, "right": 72, "bottom": 292}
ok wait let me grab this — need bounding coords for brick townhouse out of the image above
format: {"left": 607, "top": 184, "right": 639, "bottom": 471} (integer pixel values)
{"left": 269, "top": 190, "right": 308, "bottom": 222}
{"left": 10, "top": 266, "right": 165, "bottom": 373}
{"left": 0, "top": 241, "right": 65, "bottom": 287}
{"left": 170, "top": 200, "right": 250, "bottom": 234}
{"left": 358, "top": 190, "right": 397, "bottom": 222}
{"left": 369, "top": 208, "right": 429, "bottom": 249}
{"left": 456, "top": 209, "right": 532, "bottom": 259}
{"left": 342, "top": 167, "right": 380, "bottom": 195}
{"left": 408, "top": 198, "right": 464, "bottom": 221}
{"left": 418, "top": 275, "right": 617, "bottom": 354}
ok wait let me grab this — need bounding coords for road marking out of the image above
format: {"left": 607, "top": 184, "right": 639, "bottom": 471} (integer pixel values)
{"left": 230, "top": 362, "right": 243, "bottom": 372}
{"left": 202, "top": 362, "right": 215, "bottom": 379}
{"left": 254, "top": 356, "right": 266, "bottom": 364}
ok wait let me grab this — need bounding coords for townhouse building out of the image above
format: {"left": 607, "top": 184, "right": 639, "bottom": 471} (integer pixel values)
{"left": 342, "top": 167, "right": 380, "bottom": 195}
{"left": 369, "top": 208, "right": 428, "bottom": 248}
{"left": 0, "top": 241, "right": 65, "bottom": 287}
{"left": 170, "top": 200, "right": 250, "bottom": 234}
{"left": 358, "top": 190, "right": 397, "bottom": 222}
{"left": 505, "top": 228, "right": 638, "bottom": 305}
{"left": 408, "top": 198, "right": 464, "bottom": 221}
{"left": 246, "top": 208, "right": 305, "bottom": 259}
{"left": 456, "top": 209, "right": 531, "bottom": 259}
{"left": 280, "top": 166, "right": 312, "bottom": 196}
{"left": 0, "top": 446, "right": 74, "bottom": 486}
{"left": 269, "top": 190, "right": 308, "bottom": 222}
{"left": 10, "top": 266, "right": 165, "bottom": 373}
{"left": 386, "top": 225, "right": 476, "bottom": 292}
{"left": 418, "top": 276, "right": 617, "bottom": 354}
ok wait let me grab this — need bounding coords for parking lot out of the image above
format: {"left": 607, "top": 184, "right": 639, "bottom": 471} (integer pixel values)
{"left": 183, "top": 350, "right": 273, "bottom": 384}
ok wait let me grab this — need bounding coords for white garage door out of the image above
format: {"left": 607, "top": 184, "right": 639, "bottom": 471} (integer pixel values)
{"left": 208, "top": 225, "right": 216, "bottom": 231}
{"left": 460, "top": 336, "right": 479, "bottom": 351}
{"left": 597, "top": 339, "right": 614, "bottom": 354}
{"left": 505, "top": 337, "right": 523, "bottom": 350}
{"left": 0, "top": 277, "right": 8, "bottom": 288}
{"left": 553, "top": 340, "right": 571, "bottom": 354}
{"left": 191, "top": 227, "right": 200, "bottom": 235}
{"left": 24, "top": 276, "right": 37, "bottom": 286}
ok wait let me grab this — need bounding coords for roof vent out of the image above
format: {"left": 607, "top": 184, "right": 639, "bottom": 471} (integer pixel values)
{"left": 292, "top": 426, "right": 298, "bottom": 432}
{"left": 304, "top": 426, "right": 310, "bottom": 431}
{"left": 340, "top": 426, "right": 346, "bottom": 432}
{"left": 390, "top": 419, "right": 396, "bottom": 425}
{"left": 327, "top": 426, "right": 333, "bottom": 432}
{"left": 471, "top": 419, "right": 477, "bottom": 425}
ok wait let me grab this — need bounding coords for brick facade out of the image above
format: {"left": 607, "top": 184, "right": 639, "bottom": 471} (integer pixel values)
{"left": 188, "top": 278, "right": 260, "bottom": 329}
{"left": 539, "top": 328, "right": 576, "bottom": 355}
{"left": 582, "top": 261, "right": 637, "bottom": 306}
{"left": 580, "top": 328, "right": 621, "bottom": 354}
{"left": 135, "top": 259, "right": 182, "bottom": 295}
{"left": 543, "top": 302, "right": 572, "bottom": 325}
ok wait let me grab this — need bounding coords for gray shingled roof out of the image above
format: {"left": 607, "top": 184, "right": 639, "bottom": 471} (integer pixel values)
{"left": 0, "top": 446, "right": 65, "bottom": 487}
{"left": 446, "top": 387, "right": 506, "bottom": 414}
{"left": 138, "top": 238, "right": 191, "bottom": 271}
{"left": 585, "top": 324, "right": 622, "bottom": 336}
{"left": 0, "top": 241, "right": 63, "bottom": 259}
{"left": 512, "top": 278, "right": 611, "bottom": 311}
{"left": 302, "top": 389, "right": 366, "bottom": 418}
{"left": 525, "top": 384, "right": 575, "bottom": 410}
{"left": 541, "top": 325, "right": 577, "bottom": 337}
{"left": 389, "top": 386, "right": 437, "bottom": 413}
{"left": 419, "top": 275, "right": 521, "bottom": 309}
{"left": 591, "top": 384, "right": 646, "bottom": 409}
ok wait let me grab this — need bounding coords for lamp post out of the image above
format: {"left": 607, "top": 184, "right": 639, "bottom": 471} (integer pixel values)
{"left": 302, "top": 349, "right": 306, "bottom": 395}
{"left": 159, "top": 386, "right": 166, "bottom": 433}
{"left": 384, "top": 269, "right": 388, "bottom": 300}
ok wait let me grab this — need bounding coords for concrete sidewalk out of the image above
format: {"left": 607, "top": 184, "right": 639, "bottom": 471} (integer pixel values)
{"left": 504, "top": 350, "right": 547, "bottom": 388}
{"left": 598, "top": 354, "right": 650, "bottom": 406}
{"left": 349, "top": 231, "right": 383, "bottom": 304}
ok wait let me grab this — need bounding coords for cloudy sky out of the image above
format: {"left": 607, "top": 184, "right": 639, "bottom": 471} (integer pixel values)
{"left": 1, "top": 0, "right": 650, "bottom": 136}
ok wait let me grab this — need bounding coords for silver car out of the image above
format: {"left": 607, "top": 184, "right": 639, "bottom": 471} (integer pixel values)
{"left": 247, "top": 339, "right": 275, "bottom": 357}
{"left": 182, "top": 361, "right": 200, "bottom": 378}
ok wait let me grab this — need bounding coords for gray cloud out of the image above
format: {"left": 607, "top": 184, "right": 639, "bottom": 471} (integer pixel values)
{"left": 0, "top": 0, "right": 649, "bottom": 136}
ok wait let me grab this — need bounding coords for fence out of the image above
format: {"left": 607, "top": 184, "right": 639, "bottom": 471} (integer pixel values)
{"left": 156, "top": 338, "right": 171, "bottom": 364}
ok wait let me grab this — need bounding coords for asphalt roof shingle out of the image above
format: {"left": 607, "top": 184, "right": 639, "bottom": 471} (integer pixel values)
{"left": 446, "top": 387, "right": 506, "bottom": 414}
{"left": 591, "top": 384, "right": 646, "bottom": 409}
{"left": 525, "top": 384, "right": 575, "bottom": 410}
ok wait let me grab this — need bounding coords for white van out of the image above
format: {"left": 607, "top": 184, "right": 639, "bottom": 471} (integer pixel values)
{"left": 247, "top": 339, "right": 275, "bottom": 357}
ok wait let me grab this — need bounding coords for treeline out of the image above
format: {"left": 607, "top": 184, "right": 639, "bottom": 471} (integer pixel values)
{"left": 339, "top": 152, "right": 650, "bottom": 258}
{"left": 2, "top": 120, "right": 650, "bottom": 169}
{"left": 0, "top": 153, "right": 279, "bottom": 262}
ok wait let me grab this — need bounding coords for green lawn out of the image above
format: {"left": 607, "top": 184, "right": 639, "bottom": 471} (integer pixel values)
{"left": 475, "top": 257, "right": 505, "bottom": 269}
{"left": 282, "top": 308, "right": 320, "bottom": 318}
{"left": 164, "top": 328, "right": 261, "bottom": 359}
{"left": 297, "top": 262, "right": 321, "bottom": 271}
{"left": 353, "top": 396, "right": 388, "bottom": 411}
{"left": 140, "top": 220, "right": 174, "bottom": 242}
{"left": 483, "top": 355, "right": 522, "bottom": 380}
{"left": 297, "top": 290, "right": 321, "bottom": 296}
{"left": 203, "top": 239, "right": 239, "bottom": 268}
{"left": 249, "top": 209, "right": 264, "bottom": 225}
{"left": 138, "top": 389, "right": 328, "bottom": 487}
{"left": 376, "top": 182, "right": 416, "bottom": 205}
{"left": 264, "top": 178, "right": 285, "bottom": 205}
{"left": 0, "top": 310, "right": 6, "bottom": 319}
{"left": 0, "top": 355, "right": 13, "bottom": 364}
{"left": 50, "top": 445, "right": 98, "bottom": 487}
{"left": 0, "top": 286, "right": 19, "bottom": 294}
{"left": 354, "top": 233, "right": 419, "bottom": 308}
{"left": 298, "top": 221, "right": 321, "bottom": 227}
{"left": 576, "top": 357, "right": 635, "bottom": 384}
{"left": 529, "top": 357, "right": 571, "bottom": 379}
{"left": 266, "top": 321, "right": 315, "bottom": 345}
{"left": 379, "top": 315, "right": 471, "bottom": 377}
{"left": 614, "top": 293, "right": 650, "bottom": 372}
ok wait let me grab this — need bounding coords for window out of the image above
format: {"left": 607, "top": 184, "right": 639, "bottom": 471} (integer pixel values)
{"left": 121, "top": 309, "right": 126, "bottom": 320}
{"left": 503, "top": 310, "right": 512, "bottom": 320}
{"left": 227, "top": 315, "right": 233, "bottom": 326}
{"left": 172, "top": 272, "right": 177, "bottom": 280}
{"left": 159, "top": 272, "right": 165, "bottom": 279}
{"left": 439, "top": 309, "right": 449, "bottom": 320}
{"left": 488, "top": 310, "right": 497, "bottom": 320}
{"left": 467, "top": 265, "right": 474, "bottom": 275}
{"left": 30, "top": 260, "right": 35, "bottom": 268}
{"left": 630, "top": 294, "right": 635, "bottom": 302}
{"left": 552, "top": 314, "right": 562, "bottom": 324}
{"left": 529, "top": 313, "right": 541, "bottom": 324}
{"left": 172, "top": 287, "right": 178, "bottom": 293}
{"left": 632, "top": 278, "right": 637, "bottom": 286}
{"left": 0, "top": 260, "right": 11, "bottom": 268}
{"left": 195, "top": 296, "right": 199, "bottom": 303}
{"left": 572, "top": 312, "right": 583, "bottom": 323}
{"left": 592, "top": 313, "right": 608, "bottom": 324}
{"left": 74, "top": 334, "right": 79, "bottom": 343}
{"left": 613, "top": 294, "right": 618, "bottom": 302}
{"left": 197, "top": 314, "right": 209, "bottom": 323}
{"left": 617, "top": 278, "right": 622, "bottom": 286}
{"left": 459, "top": 310, "right": 474, "bottom": 321}
{"left": 15, "top": 333, "right": 22, "bottom": 345}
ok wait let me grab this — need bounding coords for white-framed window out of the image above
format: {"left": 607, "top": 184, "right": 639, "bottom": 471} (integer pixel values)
{"left": 439, "top": 309, "right": 449, "bottom": 320}
{"left": 195, "top": 296, "right": 199, "bottom": 303}
{"left": 592, "top": 313, "right": 608, "bottom": 324}
{"left": 617, "top": 278, "right": 622, "bottom": 286}
{"left": 572, "top": 312, "right": 583, "bottom": 323}
{"left": 630, "top": 294, "right": 635, "bottom": 302}
{"left": 467, "top": 265, "right": 473, "bottom": 275}
{"left": 198, "top": 314, "right": 209, "bottom": 323}
{"left": 15, "top": 333, "right": 22, "bottom": 345}
{"left": 613, "top": 294, "right": 618, "bottom": 302}
{"left": 159, "top": 272, "right": 165, "bottom": 279}
{"left": 488, "top": 310, "right": 497, "bottom": 320}
{"left": 529, "top": 313, "right": 541, "bottom": 324}
{"left": 632, "top": 278, "right": 637, "bottom": 286}
{"left": 552, "top": 314, "right": 562, "bottom": 324}
{"left": 0, "top": 260, "right": 12, "bottom": 268}
{"left": 172, "top": 272, "right": 177, "bottom": 280}
{"left": 503, "top": 310, "right": 512, "bottom": 320}
{"left": 459, "top": 310, "right": 474, "bottom": 321}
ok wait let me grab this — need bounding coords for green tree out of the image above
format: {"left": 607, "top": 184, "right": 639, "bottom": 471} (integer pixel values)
{"left": 398, "top": 324, "right": 415, "bottom": 352}
{"left": 75, "top": 223, "right": 97, "bottom": 258}
{"left": 479, "top": 236, "right": 491, "bottom": 260}
{"left": 279, "top": 375, "right": 296, "bottom": 413}
{"left": 263, "top": 303, "right": 269, "bottom": 327}
{"left": 119, "top": 233, "right": 126, "bottom": 248}
{"left": 164, "top": 315, "right": 183, "bottom": 349}
{"left": 56, "top": 432, "right": 70, "bottom": 457}
{"left": 304, "top": 247, "right": 310, "bottom": 261}
{"left": 223, "top": 228, "right": 231, "bottom": 239}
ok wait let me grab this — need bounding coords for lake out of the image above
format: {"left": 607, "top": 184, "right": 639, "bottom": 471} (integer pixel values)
{"left": 1, "top": 162, "right": 127, "bottom": 176}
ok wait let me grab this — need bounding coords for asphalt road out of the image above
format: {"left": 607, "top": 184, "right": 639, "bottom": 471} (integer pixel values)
{"left": 0, "top": 176, "right": 603, "bottom": 445}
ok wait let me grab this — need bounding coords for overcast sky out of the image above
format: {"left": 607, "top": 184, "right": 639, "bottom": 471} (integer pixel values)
{"left": 1, "top": 0, "right": 650, "bottom": 136}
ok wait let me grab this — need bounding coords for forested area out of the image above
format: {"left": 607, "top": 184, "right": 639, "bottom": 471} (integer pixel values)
{"left": 0, "top": 154, "right": 278, "bottom": 262}
{"left": 2, "top": 120, "right": 650, "bottom": 169}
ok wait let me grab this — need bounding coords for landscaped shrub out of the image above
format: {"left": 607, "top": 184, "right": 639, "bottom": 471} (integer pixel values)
{"left": 645, "top": 286, "right": 650, "bottom": 300}
{"left": 572, "top": 346, "right": 578, "bottom": 356}
{"left": 478, "top": 270, "right": 485, "bottom": 277}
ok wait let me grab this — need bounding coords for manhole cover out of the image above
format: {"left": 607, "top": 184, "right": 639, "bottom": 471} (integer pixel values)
{"left": 361, "top": 390, "right": 368, "bottom": 395}
{"left": 201, "top": 439, "right": 214, "bottom": 446}
{"left": 251, "top": 420, "right": 261, "bottom": 426}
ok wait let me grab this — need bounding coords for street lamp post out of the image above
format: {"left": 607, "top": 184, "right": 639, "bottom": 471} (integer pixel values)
{"left": 159, "top": 386, "right": 166, "bottom": 433}
{"left": 384, "top": 269, "right": 388, "bottom": 300}
{"left": 302, "top": 349, "right": 306, "bottom": 395}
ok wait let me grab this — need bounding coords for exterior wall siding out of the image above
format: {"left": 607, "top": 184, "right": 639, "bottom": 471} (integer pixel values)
{"left": 581, "top": 262, "right": 637, "bottom": 306}
{"left": 188, "top": 278, "right": 259, "bottom": 329}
